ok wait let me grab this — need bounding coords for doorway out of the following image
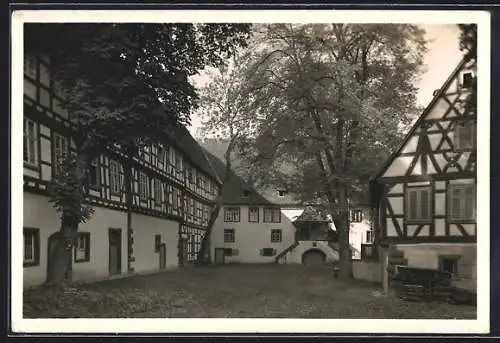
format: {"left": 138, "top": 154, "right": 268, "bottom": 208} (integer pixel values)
{"left": 108, "top": 228, "right": 122, "bottom": 276}
{"left": 159, "top": 243, "right": 167, "bottom": 270}
{"left": 214, "top": 248, "right": 225, "bottom": 265}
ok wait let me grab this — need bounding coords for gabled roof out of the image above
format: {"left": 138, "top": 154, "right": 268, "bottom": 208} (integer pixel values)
{"left": 203, "top": 149, "right": 273, "bottom": 205}
{"left": 166, "top": 124, "right": 221, "bottom": 183}
{"left": 370, "top": 57, "right": 468, "bottom": 182}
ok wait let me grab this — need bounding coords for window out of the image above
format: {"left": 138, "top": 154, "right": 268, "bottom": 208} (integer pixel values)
{"left": 23, "top": 228, "right": 40, "bottom": 267}
{"left": 461, "top": 72, "right": 474, "bottom": 88}
{"left": 277, "top": 190, "right": 287, "bottom": 197}
{"left": 52, "top": 133, "right": 68, "bottom": 177}
{"left": 153, "top": 179, "right": 162, "bottom": 203}
{"left": 172, "top": 187, "right": 178, "bottom": 209}
{"left": 248, "top": 207, "right": 259, "bottom": 222}
{"left": 261, "top": 248, "right": 276, "bottom": 256}
{"left": 23, "top": 118, "right": 37, "bottom": 167}
{"left": 448, "top": 183, "right": 476, "bottom": 222}
{"left": 406, "top": 187, "right": 432, "bottom": 223}
{"left": 242, "top": 190, "right": 251, "bottom": 198}
{"left": 139, "top": 172, "right": 148, "bottom": 200}
{"left": 224, "top": 207, "right": 240, "bottom": 222}
{"left": 439, "top": 255, "right": 459, "bottom": 275}
{"left": 157, "top": 146, "right": 165, "bottom": 167}
{"left": 154, "top": 234, "right": 161, "bottom": 253}
{"left": 454, "top": 121, "right": 475, "bottom": 150}
{"left": 74, "top": 232, "right": 90, "bottom": 263}
{"left": 350, "top": 209, "right": 363, "bottom": 223}
{"left": 24, "top": 54, "right": 37, "bottom": 78}
{"left": 109, "top": 160, "right": 122, "bottom": 195}
{"left": 264, "top": 208, "right": 281, "bottom": 223}
{"left": 366, "top": 230, "right": 374, "bottom": 243}
{"left": 224, "top": 229, "right": 235, "bottom": 243}
{"left": 271, "top": 229, "right": 282, "bottom": 242}
{"left": 88, "top": 159, "right": 100, "bottom": 188}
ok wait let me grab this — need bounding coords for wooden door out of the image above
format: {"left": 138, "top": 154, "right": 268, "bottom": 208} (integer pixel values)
{"left": 108, "top": 228, "right": 122, "bottom": 276}
{"left": 214, "top": 248, "right": 225, "bottom": 265}
{"left": 159, "top": 243, "right": 167, "bottom": 270}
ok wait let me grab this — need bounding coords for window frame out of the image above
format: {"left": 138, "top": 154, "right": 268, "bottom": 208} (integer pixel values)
{"left": 248, "top": 206, "right": 260, "bottom": 223}
{"left": 263, "top": 207, "right": 281, "bottom": 223}
{"left": 74, "top": 232, "right": 91, "bottom": 263}
{"left": 52, "top": 132, "right": 69, "bottom": 177}
{"left": 224, "top": 207, "right": 241, "bottom": 223}
{"left": 448, "top": 183, "right": 476, "bottom": 223}
{"left": 454, "top": 120, "right": 476, "bottom": 151}
{"left": 138, "top": 171, "right": 149, "bottom": 201}
{"left": 270, "top": 229, "right": 282, "bottom": 243}
{"left": 223, "top": 228, "right": 235, "bottom": 243}
{"left": 350, "top": 209, "right": 363, "bottom": 223}
{"left": 153, "top": 178, "right": 162, "bottom": 204}
{"left": 23, "top": 227, "right": 40, "bottom": 267}
{"left": 366, "top": 230, "right": 374, "bottom": 244}
{"left": 88, "top": 158, "right": 101, "bottom": 189}
{"left": 109, "top": 160, "right": 122, "bottom": 196}
{"left": 23, "top": 118, "right": 38, "bottom": 169}
{"left": 439, "top": 255, "right": 460, "bottom": 275}
{"left": 405, "top": 186, "right": 433, "bottom": 224}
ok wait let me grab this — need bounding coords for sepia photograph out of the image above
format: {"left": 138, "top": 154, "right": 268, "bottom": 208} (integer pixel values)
{"left": 11, "top": 9, "right": 490, "bottom": 334}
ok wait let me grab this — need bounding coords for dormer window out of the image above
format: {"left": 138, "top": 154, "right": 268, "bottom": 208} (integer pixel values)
{"left": 277, "top": 190, "right": 287, "bottom": 197}
{"left": 242, "top": 190, "right": 251, "bottom": 198}
{"left": 461, "top": 71, "right": 474, "bottom": 89}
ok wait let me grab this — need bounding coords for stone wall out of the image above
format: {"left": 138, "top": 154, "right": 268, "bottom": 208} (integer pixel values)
{"left": 395, "top": 243, "right": 476, "bottom": 292}
{"left": 352, "top": 260, "right": 382, "bottom": 283}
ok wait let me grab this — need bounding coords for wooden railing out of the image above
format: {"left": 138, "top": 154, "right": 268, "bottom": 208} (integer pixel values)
{"left": 274, "top": 241, "right": 299, "bottom": 263}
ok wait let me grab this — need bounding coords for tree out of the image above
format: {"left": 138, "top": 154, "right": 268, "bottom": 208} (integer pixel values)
{"left": 24, "top": 23, "right": 251, "bottom": 285}
{"left": 195, "top": 56, "right": 257, "bottom": 263}
{"left": 458, "top": 24, "right": 477, "bottom": 115}
{"left": 237, "top": 24, "right": 427, "bottom": 278}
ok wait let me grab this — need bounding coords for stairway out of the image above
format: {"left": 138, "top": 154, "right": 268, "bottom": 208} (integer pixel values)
{"left": 274, "top": 241, "right": 299, "bottom": 264}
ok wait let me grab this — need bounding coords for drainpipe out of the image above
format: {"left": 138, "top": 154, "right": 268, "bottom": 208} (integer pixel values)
{"left": 124, "top": 153, "right": 134, "bottom": 274}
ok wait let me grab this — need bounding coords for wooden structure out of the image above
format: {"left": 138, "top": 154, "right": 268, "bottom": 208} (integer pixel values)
{"left": 370, "top": 57, "right": 477, "bottom": 293}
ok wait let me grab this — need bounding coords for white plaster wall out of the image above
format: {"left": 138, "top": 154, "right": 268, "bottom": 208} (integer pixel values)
{"left": 288, "top": 241, "right": 339, "bottom": 264}
{"left": 211, "top": 206, "right": 301, "bottom": 263}
{"left": 23, "top": 192, "right": 128, "bottom": 288}
{"left": 131, "top": 213, "right": 179, "bottom": 273}
{"left": 349, "top": 221, "right": 372, "bottom": 260}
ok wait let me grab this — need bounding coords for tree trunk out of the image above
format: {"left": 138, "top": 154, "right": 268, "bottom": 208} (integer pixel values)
{"left": 45, "top": 212, "right": 79, "bottom": 286}
{"left": 45, "top": 147, "right": 91, "bottom": 286}
{"left": 336, "top": 182, "right": 352, "bottom": 279}
{"left": 196, "top": 201, "right": 221, "bottom": 264}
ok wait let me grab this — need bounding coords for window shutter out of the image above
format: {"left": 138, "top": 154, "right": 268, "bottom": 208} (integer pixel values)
{"left": 409, "top": 190, "right": 418, "bottom": 220}
{"left": 450, "top": 187, "right": 463, "bottom": 220}
{"left": 465, "top": 185, "right": 475, "bottom": 220}
{"left": 420, "top": 189, "right": 430, "bottom": 220}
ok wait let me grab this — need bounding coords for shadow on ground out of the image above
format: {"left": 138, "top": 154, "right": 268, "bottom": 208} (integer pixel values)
{"left": 23, "top": 264, "right": 476, "bottom": 319}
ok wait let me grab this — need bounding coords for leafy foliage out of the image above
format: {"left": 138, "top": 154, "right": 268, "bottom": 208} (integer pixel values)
{"left": 25, "top": 23, "right": 251, "bottom": 222}
{"left": 236, "top": 24, "right": 427, "bottom": 204}
{"left": 457, "top": 24, "right": 477, "bottom": 116}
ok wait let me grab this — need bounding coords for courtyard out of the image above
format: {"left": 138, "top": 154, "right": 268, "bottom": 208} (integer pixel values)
{"left": 23, "top": 264, "right": 476, "bottom": 319}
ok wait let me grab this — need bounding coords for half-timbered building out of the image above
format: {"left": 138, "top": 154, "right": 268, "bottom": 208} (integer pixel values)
{"left": 22, "top": 50, "right": 220, "bottom": 287}
{"left": 370, "top": 57, "right": 477, "bottom": 292}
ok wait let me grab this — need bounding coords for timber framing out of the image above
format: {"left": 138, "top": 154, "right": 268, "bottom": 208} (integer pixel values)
{"left": 371, "top": 57, "right": 477, "bottom": 245}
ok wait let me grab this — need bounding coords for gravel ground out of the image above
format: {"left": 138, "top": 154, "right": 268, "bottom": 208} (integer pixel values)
{"left": 23, "top": 264, "right": 476, "bottom": 319}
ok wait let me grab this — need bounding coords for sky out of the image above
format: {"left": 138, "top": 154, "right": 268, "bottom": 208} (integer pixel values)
{"left": 187, "top": 24, "right": 463, "bottom": 137}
